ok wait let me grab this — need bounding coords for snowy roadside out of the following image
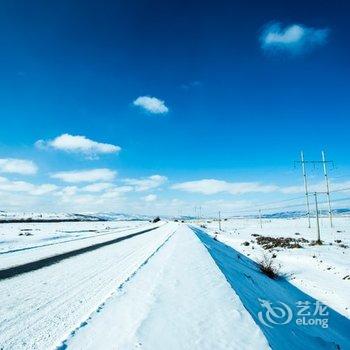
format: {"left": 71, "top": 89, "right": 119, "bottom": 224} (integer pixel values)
{"left": 192, "top": 226, "right": 350, "bottom": 350}
{"left": 2, "top": 219, "right": 348, "bottom": 349}
{"left": 0, "top": 221, "right": 159, "bottom": 270}
{"left": 0, "top": 223, "right": 175, "bottom": 349}
{"left": 62, "top": 224, "right": 269, "bottom": 350}
{"left": 201, "top": 217, "right": 350, "bottom": 318}
{"left": 0, "top": 220, "right": 147, "bottom": 253}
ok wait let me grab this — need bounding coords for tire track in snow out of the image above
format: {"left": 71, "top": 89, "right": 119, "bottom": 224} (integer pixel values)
{"left": 1, "top": 236, "right": 164, "bottom": 337}
{"left": 0, "top": 224, "right": 151, "bottom": 255}
{"left": 0, "top": 226, "right": 160, "bottom": 280}
{"left": 56, "top": 227, "right": 177, "bottom": 350}
{"left": 0, "top": 224, "right": 177, "bottom": 349}
{"left": 59, "top": 224, "right": 269, "bottom": 350}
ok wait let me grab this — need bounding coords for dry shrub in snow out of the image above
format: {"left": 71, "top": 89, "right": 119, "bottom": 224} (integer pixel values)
{"left": 258, "top": 255, "right": 280, "bottom": 279}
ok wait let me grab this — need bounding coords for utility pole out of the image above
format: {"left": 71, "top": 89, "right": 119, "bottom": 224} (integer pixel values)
{"left": 314, "top": 192, "right": 321, "bottom": 244}
{"left": 296, "top": 151, "right": 334, "bottom": 228}
{"left": 321, "top": 151, "right": 333, "bottom": 227}
{"left": 300, "top": 151, "right": 311, "bottom": 228}
{"left": 259, "top": 209, "right": 262, "bottom": 229}
{"left": 218, "top": 211, "right": 222, "bottom": 231}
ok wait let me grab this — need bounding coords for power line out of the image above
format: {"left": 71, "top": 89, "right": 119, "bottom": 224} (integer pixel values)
{"left": 199, "top": 152, "right": 350, "bottom": 221}
{"left": 320, "top": 196, "right": 350, "bottom": 205}
{"left": 329, "top": 187, "right": 350, "bottom": 193}
{"left": 211, "top": 195, "right": 306, "bottom": 216}
{"left": 203, "top": 185, "right": 350, "bottom": 219}
{"left": 223, "top": 202, "right": 306, "bottom": 218}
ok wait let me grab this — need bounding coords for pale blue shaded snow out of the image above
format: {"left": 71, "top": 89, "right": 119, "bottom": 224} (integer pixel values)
{"left": 191, "top": 226, "right": 350, "bottom": 350}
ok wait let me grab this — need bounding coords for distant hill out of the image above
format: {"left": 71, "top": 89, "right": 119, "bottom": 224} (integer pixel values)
{"left": 0, "top": 211, "right": 105, "bottom": 223}
{"left": 260, "top": 208, "right": 350, "bottom": 219}
{"left": 0, "top": 211, "right": 156, "bottom": 223}
{"left": 90, "top": 212, "right": 154, "bottom": 221}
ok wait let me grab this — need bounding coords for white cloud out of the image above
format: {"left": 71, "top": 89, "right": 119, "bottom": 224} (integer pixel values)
{"left": 30, "top": 184, "right": 58, "bottom": 195}
{"left": 81, "top": 182, "right": 114, "bottom": 193}
{"left": 80, "top": 182, "right": 133, "bottom": 196}
{"left": 280, "top": 180, "right": 350, "bottom": 194}
{"left": 0, "top": 176, "right": 57, "bottom": 195}
{"left": 143, "top": 194, "right": 157, "bottom": 202}
{"left": 260, "top": 22, "right": 329, "bottom": 55}
{"left": 123, "top": 175, "right": 167, "bottom": 191}
{"left": 51, "top": 168, "right": 117, "bottom": 183}
{"left": 52, "top": 184, "right": 131, "bottom": 211}
{"left": 0, "top": 158, "right": 38, "bottom": 175}
{"left": 55, "top": 186, "right": 78, "bottom": 197}
{"left": 172, "top": 179, "right": 278, "bottom": 195}
{"left": 36, "top": 134, "right": 121, "bottom": 158}
{"left": 0, "top": 174, "right": 160, "bottom": 213}
{"left": 203, "top": 199, "right": 254, "bottom": 211}
{"left": 133, "top": 96, "right": 169, "bottom": 114}
{"left": 101, "top": 186, "right": 133, "bottom": 199}
{"left": 54, "top": 190, "right": 97, "bottom": 205}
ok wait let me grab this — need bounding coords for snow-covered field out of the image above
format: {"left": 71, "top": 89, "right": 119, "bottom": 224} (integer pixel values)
{"left": 0, "top": 218, "right": 349, "bottom": 349}
{"left": 0, "top": 220, "right": 152, "bottom": 268}
{"left": 0, "top": 221, "right": 168, "bottom": 349}
{"left": 0, "top": 220, "right": 148, "bottom": 251}
{"left": 201, "top": 217, "right": 350, "bottom": 318}
{"left": 62, "top": 224, "right": 268, "bottom": 350}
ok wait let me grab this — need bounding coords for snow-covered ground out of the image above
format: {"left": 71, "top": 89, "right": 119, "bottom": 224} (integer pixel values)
{"left": 200, "top": 217, "right": 350, "bottom": 318}
{"left": 62, "top": 225, "right": 268, "bottom": 350}
{"left": 0, "top": 222, "right": 170, "bottom": 349}
{"left": 0, "top": 218, "right": 349, "bottom": 349}
{"left": 0, "top": 220, "right": 147, "bottom": 252}
{"left": 0, "top": 221, "right": 154, "bottom": 268}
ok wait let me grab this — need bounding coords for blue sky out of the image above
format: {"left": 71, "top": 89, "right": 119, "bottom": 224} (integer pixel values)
{"left": 0, "top": 0, "right": 349, "bottom": 215}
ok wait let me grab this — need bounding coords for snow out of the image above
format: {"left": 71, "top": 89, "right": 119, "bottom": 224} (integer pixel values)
{"left": 0, "top": 221, "right": 155, "bottom": 269}
{"left": 61, "top": 224, "right": 269, "bottom": 350}
{"left": 0, "top": 218, "right": 349, "bottom": 349}
{"left": 0, "top": 222, "right": 172, "bottom": 349}
{"left": 201, "top": 217, "right": 350, "bottom": 318}
{"left": 192, "top": 225, "right": 350, "bottom": 350}
{"left": 0, "top": 221, "right": 146, "bottom": 252}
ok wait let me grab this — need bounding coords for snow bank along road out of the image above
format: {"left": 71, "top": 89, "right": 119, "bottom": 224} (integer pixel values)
{"left": 61, "top": 224, "right": 268, "bottom": 350}
{"left": 0, "top": 222, "right": 170, "bottom": 349}
{"left": 1, "top": 223, "right": 349, "bottom": 349}
{"left": 192, "top": 226, "right": 350, "bottom": 350}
